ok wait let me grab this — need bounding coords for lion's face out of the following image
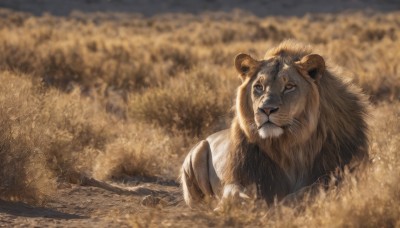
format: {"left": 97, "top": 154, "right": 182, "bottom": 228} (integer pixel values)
{"left": 235, "top": 53, "right": 325, "bottom": 140}
{"left": 251, "top": 60, "right": 312, "bottom": 138}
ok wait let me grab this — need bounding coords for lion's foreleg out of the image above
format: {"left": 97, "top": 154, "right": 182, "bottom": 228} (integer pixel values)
{"left": 180, "top": 140, "right": 214, "bottom": 208}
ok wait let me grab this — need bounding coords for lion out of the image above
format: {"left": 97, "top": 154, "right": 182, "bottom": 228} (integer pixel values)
{"left": 180, "top": 40, "right": 369, "bottom": 209}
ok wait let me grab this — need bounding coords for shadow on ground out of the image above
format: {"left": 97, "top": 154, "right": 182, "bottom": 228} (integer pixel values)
{"left": 0, "top": 200, "right": 86, "bottom": 219}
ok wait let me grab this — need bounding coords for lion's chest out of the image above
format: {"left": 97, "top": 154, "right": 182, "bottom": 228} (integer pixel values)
{"left": 267, "top": 147, "right": 314, "bottom": 192}
{"left": 284, "top": 164, "right": 309, "bottom": 192}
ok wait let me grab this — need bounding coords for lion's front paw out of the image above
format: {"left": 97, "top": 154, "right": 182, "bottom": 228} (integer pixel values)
{"left": 214, "top": 184, "right": 252, "bottom": 212}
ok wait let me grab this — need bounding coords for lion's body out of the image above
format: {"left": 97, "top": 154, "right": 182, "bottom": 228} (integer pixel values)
{"left": 181, "top": 40, "right": 369, "bottom": 208}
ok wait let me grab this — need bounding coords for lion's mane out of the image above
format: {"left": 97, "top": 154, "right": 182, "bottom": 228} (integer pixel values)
{"left": 223, "top": 41, "right": 369, "bottom": 203}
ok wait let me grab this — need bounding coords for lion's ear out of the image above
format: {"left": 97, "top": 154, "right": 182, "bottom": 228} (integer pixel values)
{"left": 296, "top": 54, "right": 325, "bottom": 81}
{"left": 234, "top": 53, "right": 260, "bottom": 80}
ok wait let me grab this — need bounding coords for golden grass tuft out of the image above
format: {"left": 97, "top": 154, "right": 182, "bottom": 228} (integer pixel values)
{"left": 0, "top": 72, "right": 56, "bottom": 204}
{"left": 129, "top": 67, "right": 234, "bottom": 136}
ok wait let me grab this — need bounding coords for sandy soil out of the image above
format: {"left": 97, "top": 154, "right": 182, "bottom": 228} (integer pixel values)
{"left": 0, "top": 178, "right": 183, "bottom": 226}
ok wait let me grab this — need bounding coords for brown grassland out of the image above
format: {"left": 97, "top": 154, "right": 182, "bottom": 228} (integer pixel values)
{"left": 0, "top": 7, "right": 399, "bottom": 227}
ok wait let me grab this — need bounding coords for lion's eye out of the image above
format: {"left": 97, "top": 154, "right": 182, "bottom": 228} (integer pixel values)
{"left": 284, "top": 83, "right": 296, "bottom": 92}
{"left": 254, "top": 84, "right": 263, "bottom": 92}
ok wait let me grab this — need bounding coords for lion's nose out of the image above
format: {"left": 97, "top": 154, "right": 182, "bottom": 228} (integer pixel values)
{"left": 259, "top": 106, "right": 279, "bottom": 115}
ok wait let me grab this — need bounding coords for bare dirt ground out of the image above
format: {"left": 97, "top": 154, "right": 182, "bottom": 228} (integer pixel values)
{"left": 0, "top": 178, "right": 183, "bottom": 226}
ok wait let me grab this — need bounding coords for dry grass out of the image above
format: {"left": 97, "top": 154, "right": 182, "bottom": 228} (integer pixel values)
{"left": 0, "top": 8, "right": 398, "bottom": 226}
{"left": 0, "top": 71, "right": 182, "bottom": 204}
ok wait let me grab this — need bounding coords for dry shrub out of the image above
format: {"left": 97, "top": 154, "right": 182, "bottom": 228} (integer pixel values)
{"left": 0, "top": 72, "right": 55, "bottom": 204}
{"left": 93, "top": 125, "right": 184, "bottom": 180}
{"left": 128, "top": 67, "right": 235, "bottom": 136}
{"left": 41, "top": 90, "right": 112, "bottom": 179}
{"left": 93, "top": 138, "right": 155, "bottom": 181}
